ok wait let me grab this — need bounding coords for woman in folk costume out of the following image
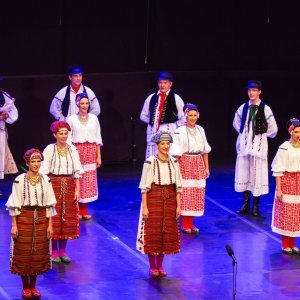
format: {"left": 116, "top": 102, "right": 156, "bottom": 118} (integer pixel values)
{"left": 42, "top": 121, "right": 84, "bottom": 263}
{"left": 271, "top": 118, "right": 300, "bottom": 254}
{"left": 0, "top": 88, "right": 18, "bottom": 183}
{"left": 170, "top": 103, "right": 211, "bottom": 233}
{"left": 136, "top": 132, "right": 182, "bottom": 278}
{"left": 67, "top": 93, "right": 102, "bottom": 220}
{"left": 6, "top": 149, "right": 56, "bottom": 299}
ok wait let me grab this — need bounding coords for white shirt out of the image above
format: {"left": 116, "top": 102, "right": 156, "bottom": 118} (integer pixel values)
{"left": 170, "top": 125, "right": 211, "bottom": 156}
{"left": 50, "top": 85, "right": 100, "bottom": 120}
{"left": 0, "top": 92, "right": 18, "bottom": 130}
{"left": 233, "top": 100, "right": 278, "bottom": 159}
{"left": 140, "top": 90, "right": 185, "bottom": 127}
{"left": 139, "top": 156, "right": 182, "bottom": 193}
{"left": 67, "top": 113, "right": 103, "bottom": 145}
{"left": 6, "top": 173, "right": 57, "bottom": 217}
{"left": 272, "top": 141, "right": 300, "bottom": 176}
{"left": 41, "top": 143, "right": 84, "bottom": 178}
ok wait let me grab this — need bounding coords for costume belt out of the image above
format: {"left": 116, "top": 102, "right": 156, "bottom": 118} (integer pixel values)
{"left": 183, "top": 152, "right": 202, "bottom": 155}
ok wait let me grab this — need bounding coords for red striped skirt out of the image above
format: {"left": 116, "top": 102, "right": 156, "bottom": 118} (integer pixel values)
{"left": 10, "top": 206, "right": 51, "bottom": 276}
{"left": 143, "top": 183, "right": 180, "bottom": 255}
{"left": 272, "top": 172, "right": 300, "bottom": 236}
{"left": 74, "top": 142, "right": 98, "bottom": 203}
{"left": 49, "top": 174, "right": 79, "bottom": 240}
{"left": 178, "top": 154, "right": 206, "bottom": 216}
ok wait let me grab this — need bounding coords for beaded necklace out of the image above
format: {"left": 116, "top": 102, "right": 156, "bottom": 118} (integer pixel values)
{"left": 78, "top": 114, "right": 89, "bottom": 126}
{"left": 23, "top": 174, "right": 45, "bottom": 206}
{"left": 27, "top": 174, "right": 40, "bottom": 186}
{"left": 56, "top": 146, "right": 67, "bottom": 157}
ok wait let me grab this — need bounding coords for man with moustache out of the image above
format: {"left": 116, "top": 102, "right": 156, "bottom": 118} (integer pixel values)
{"left": 140, "top": 72, "right": 185, "bottom": 158}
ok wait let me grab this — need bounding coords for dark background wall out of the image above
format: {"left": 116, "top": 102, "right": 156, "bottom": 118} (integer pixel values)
{"left": 1, "top": 1, "right": 300, "bottom": 167}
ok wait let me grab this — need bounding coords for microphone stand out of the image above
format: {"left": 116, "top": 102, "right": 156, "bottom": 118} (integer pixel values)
{"left": 130, "top": 113, "right": 139, "bottom": 164}
{"left": 230, "top": 255, "right": 237, "bottom": 300}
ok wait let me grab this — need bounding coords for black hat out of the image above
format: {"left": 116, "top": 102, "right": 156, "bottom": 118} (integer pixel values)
{"left": 246, "top": 80, "right": 262, "bottom": 90}
{"left": 68, "top": 65, "right": 83, "bottom": 75}
{"left": 157, "top": 72, "right": 174, "bottom": 82}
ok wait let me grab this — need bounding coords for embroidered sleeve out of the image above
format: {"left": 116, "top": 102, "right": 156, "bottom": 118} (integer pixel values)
{"left": 271, "top": 145, "right": 288, "bottom": 176}
{"left": 140, "top": 94, "right": 152, "bottom": 124}
{"left": 88, "top": 88, "right": 101, "bottom": 116}
{"left": 50, "top": 88, "right": 65, "bottom": 120}
{"left": 139, "top": 160, "right": 152, "bottom": 192}
{"left": 264, "top": 106, "right": 278, "bottom": 138}
{"left": 233, "top": 105, "right": 243, "bottom": 133}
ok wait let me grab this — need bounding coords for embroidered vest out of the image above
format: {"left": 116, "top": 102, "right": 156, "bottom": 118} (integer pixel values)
{"left": 149, "top": 91, "right": 178, "bottom": 126}
{"left": 240, "top": 101, "right": 268, "bottom": 135}
{"left": 0, "top": 91, "right": 5, "bottom": 107}
{"left": 61, "top": 85, "right": 88, "bottom": 117}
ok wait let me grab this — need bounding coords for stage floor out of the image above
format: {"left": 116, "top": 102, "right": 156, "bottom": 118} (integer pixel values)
{"left": 1, "top": 163, "right": 300, "bottom": 300}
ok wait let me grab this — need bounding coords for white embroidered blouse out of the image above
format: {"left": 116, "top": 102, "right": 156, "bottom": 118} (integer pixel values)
{"left": 41, "top": 143, "right": 84, "bottom": 178}
{"left": 6, "top": 173, "right": 57, "bottom": 217}
{"left": 271, "top": 141, "right": 300, "bottom": 177}
{"left": 67, "top": 113, "right": 103, "bottom": 145}
{"left": 139, "top": 155, "right": 182, "bottom": 193}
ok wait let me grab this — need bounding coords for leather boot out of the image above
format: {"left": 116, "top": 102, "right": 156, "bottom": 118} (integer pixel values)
{"left": 252, "top": 196, "right": 261, "bottom": 216}
{"left": 237, "top": 191, "right": 251, "bottom": 214}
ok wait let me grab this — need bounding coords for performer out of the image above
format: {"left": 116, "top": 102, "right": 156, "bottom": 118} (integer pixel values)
{"left": 0, "top": 87, "right": 18, "bottom": 186}
{"left": 136, "top": 132, "right": 182, "bottom": 278}
{"left": 42, "top": 121, "right": 84, "bottom": 263}
{"left": 171, "top": 103, "right": 211, "bottom": 233}
{"left": 233, "top": 80, "right": 278, "bottom": 216}
{"left": 50, "top": 65, "right": 100, "bottom": 121}
{"left": 271, "top": 118, "right": 300, "bottom": 254}
{"left": 67, "top": 93, "right": 103, "bottom": 220}
{"left": 6, "top": 148, "right": 56, "bottom": 299}
{"left": 140, "top": 72, "right": 185, "bottom": 158}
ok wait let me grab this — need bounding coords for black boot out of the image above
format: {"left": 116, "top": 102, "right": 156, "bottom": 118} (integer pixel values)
{"left": 237, "top": 191, "right": 251, "bottom": 214}
{"left": 252, "top": 196, "right": 261, "bottom": 216}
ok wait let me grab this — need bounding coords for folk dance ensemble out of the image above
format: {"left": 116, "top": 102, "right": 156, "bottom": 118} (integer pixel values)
{"left": 67, "top": 93, "right": 103, "bottom": 220}
{"left": 171, "top": 103, "right": 211, "bottom": 233}
{"left": 42, "top": 121, "right": 84, "bottom": 263}
{"left": 271, "top": 118, "right": 300, "bottom": 254}
{"left": 6, "top": 149, "right": 56, "bottom": 299}
{"left": 136, "top": 132, "right": 182, "bottom": 278}
{"left": 140, "top": 72, "right": 185, "bottom": 158}
{"left": 0, "top": 89, "right": 18, "bottom": 182}
{"left": 233, "top": 80, "right": 278, "bottom": 216}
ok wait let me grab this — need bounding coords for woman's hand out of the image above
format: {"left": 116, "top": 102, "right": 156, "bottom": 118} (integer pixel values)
{"left": 205, "top": 168, "right": 210, "bottom": 178}
{"left": 74, "top": 189, "right": 80, "bottom": 202}
{"left": 47, "top": 224, "right": 53, "bottom": 239}
{"left": 11, "top": 225, "right": 18, "bottom": 239}
{"left": 176, "top": 207, "right": 181, "bottom": 219}
{"left": 276, "top": 190, "right": 283, "bottom": 201}
{"left": 96, "top": 156, "right": 102, "bottom": 168}
{"left": 142, "top": 207, "right": 149, "bottom": 220}
{"left": 0, "top": 113, "right": 9, "bottom": 121}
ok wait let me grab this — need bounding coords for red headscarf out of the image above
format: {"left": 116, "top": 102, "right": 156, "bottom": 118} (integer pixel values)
{"left": 50, "top": 121, "right": 71, "bottom": 133}
{"left": 23, "top": 148, "right": 44, "bottom": 163}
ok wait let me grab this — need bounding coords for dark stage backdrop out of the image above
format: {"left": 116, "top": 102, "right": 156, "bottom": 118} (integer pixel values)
{"left": 1, "top": 1, "right": 300, "bottom": 166}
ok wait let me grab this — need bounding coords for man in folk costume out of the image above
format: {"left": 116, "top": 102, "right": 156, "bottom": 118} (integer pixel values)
{"left": 50, "top": 65, "right": 101, "bottom": 121}
{"left": 233, "top": 80, "right": 278, "bottom": 216}
{"left": 0, "top": 81, "right": 18, "bottom": 192}
{"left": 140, "top": 72, "right": 185, "bottom": 158}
